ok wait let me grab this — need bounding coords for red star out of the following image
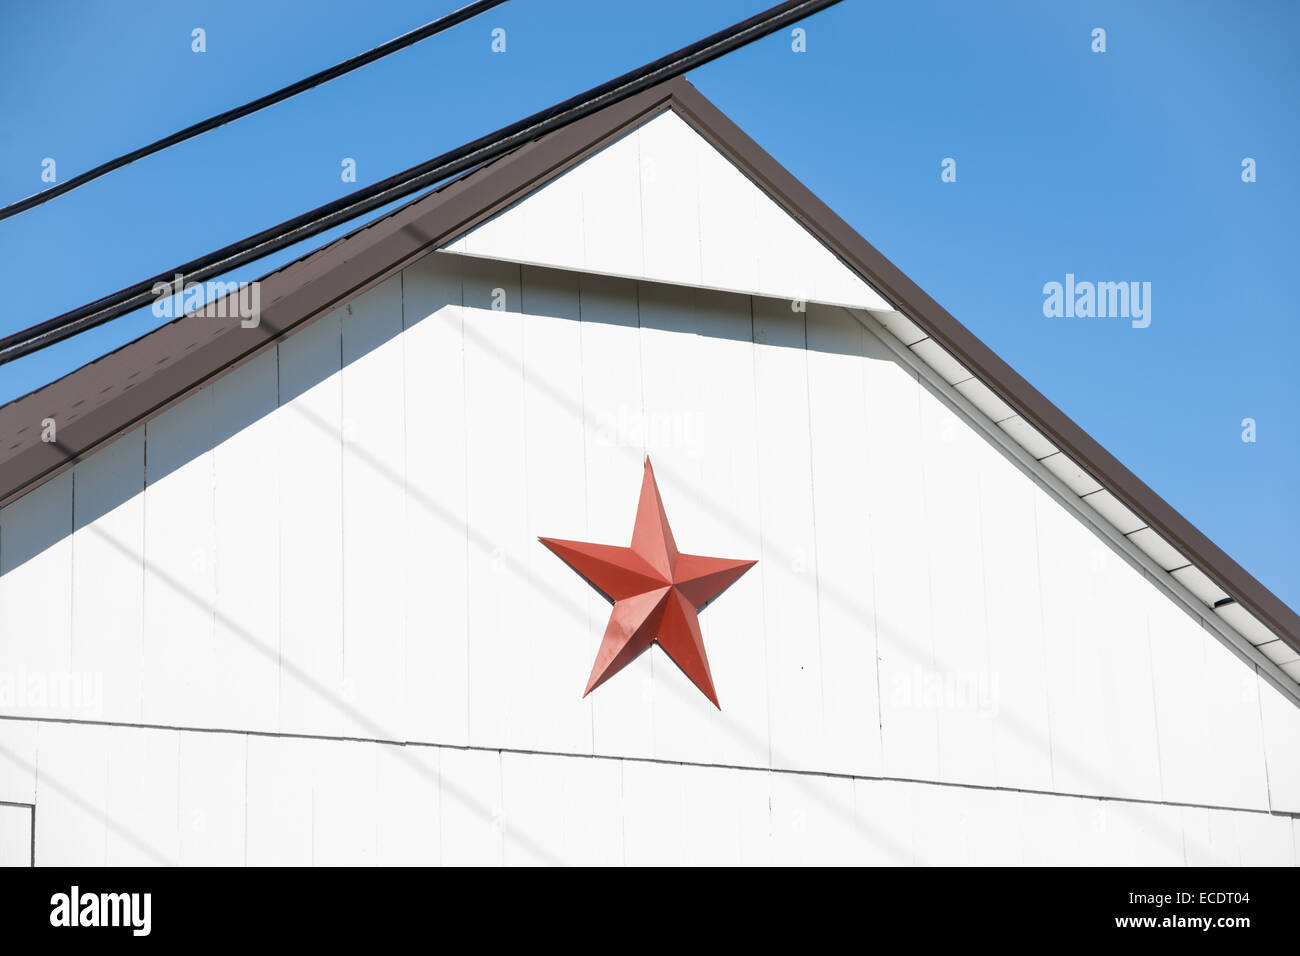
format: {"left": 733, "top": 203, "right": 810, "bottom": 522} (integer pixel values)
{"left": 539, "top": 458, "right": 756, "bottom": 709}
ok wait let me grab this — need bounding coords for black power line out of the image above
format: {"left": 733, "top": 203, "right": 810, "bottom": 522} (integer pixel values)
{"left": 0, "top": 0, "right": 510, "bottom": 222}
{"left": 0, "top": 0, "right": 843, "bottom": 367}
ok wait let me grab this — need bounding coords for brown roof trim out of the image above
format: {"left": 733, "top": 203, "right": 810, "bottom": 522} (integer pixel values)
{"left": 0, "top": 80, "right": 678, "bottom": 512}
{"left": 662, "top": 80, "right": 1300, "bottom": 656}
{"left": 2, "top": 75, "right": 1296, "bottom": 657}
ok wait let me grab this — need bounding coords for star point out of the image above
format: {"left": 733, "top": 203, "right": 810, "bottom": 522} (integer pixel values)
{"left": 541, "top": 457, "right": 756, "bottom": 709}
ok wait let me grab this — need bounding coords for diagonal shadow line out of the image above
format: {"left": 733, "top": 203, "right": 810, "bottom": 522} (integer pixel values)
{"left": 293, "top": 399, "right": 590, "bottom": 630}
{"left": 0, "top": 739, "right": 172, "bottom": 865}
{"left": 295, "top": 358, "right": 916, "bottom": 861}
{"left": 5, "top": 290, "right": 1182, "bottom": 863}
{"left": 387, "top": 303, "right": 924, "bottom": 859}
{"left": 451, "top": 293, "right": 1189, "bottom": 858}
{"left": 280, "top": 286, "right": 1190, "bottom": 860}
{"left": 85, "top": 522, "right": 561, "bottom": 866}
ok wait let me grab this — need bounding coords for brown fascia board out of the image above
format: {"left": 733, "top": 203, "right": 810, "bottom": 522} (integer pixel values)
{"left": 0, "top": 80, "right": 678, "bottom": 512}
{"left": 1, "top": 75, "right": 1296, "bottom": 657}
{"left": 661, "top": 80, "right": 1300, "bottom": 655}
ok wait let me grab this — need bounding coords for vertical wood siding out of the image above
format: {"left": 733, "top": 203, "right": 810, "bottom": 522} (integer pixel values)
{"left": 0, "top": 251, "right": 1296, "bottom": 864}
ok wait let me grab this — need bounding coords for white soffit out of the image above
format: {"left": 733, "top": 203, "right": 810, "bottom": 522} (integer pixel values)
{"left": 1215, "top": 601, "right": 1282, "bottom": 648}
{"left": 1258, "top": 639, "right": 1300, "bottom": 667}
{"left": 437, "top": 94, "right": 1296, "bottom": 691}
{"left": 997, "top": 415, "right": 1058, "bottom": 461}
{"left": 440, "top": 109, "right": 892, "bottom": 312}
{"left": 1126, "top": 527, "right": 1190, "bottom": 572}
{"left": 858, "top": 309, "right": 1298, "bottom": 689}
{"left": 1081, "top": 489, "right": 1145, "bottom": 536}
{"left": 868, "top": 308, "right": 926, "bottom": 346}
{"left": 1170, "top": 565, "right": 1229, "bottom": 606}
{"left": 908, "top": 338, "right": 971, "bottom": 386}
{"left": 953, "top": 378, "right": 1015, "bottom": 423}
{"left": 1039, "top": 452, "right": 1104, "bottom": 497}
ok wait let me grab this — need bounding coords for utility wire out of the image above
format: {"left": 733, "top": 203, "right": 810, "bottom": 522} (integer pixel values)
{"left": 0, "top": 0, "right": 842, "bottom": 366}
{"left": 0, "top": 0, "right": 510, "bottom": 222}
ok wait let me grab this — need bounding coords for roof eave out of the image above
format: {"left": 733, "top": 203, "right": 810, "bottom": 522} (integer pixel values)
{"left": 1, "top": 74, "right": 1295, "bottom": 659}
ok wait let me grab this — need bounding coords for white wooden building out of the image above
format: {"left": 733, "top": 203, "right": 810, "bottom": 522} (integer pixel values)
{"left": 0, "top": 78, "right": 1297, "bottom": 866}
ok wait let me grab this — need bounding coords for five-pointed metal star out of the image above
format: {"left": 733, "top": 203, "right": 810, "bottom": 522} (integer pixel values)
{"left": 539, "top": 458, "right": 756, "bottom": 709}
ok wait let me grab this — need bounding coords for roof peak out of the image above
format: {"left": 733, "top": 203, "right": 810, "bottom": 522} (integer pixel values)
{"left": 1, "top": 73, "right": 1296, "bottom": 677}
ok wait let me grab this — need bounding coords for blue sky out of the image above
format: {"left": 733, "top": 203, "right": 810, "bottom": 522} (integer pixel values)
{"left": 1, "top": 0, "right": 1296, "bottom": 609}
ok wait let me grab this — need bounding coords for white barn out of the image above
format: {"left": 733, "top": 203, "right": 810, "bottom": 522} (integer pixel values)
{"left": 0, "top": 78, "right": 1297, "bottom": 866}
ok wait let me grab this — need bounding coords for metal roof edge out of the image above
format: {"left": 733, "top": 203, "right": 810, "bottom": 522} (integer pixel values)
{"left": 661, "top": 77, "right": 1300, "bottom": 658}
{"left": 1, "top": 72, "right": 1295, "bottom": 661}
